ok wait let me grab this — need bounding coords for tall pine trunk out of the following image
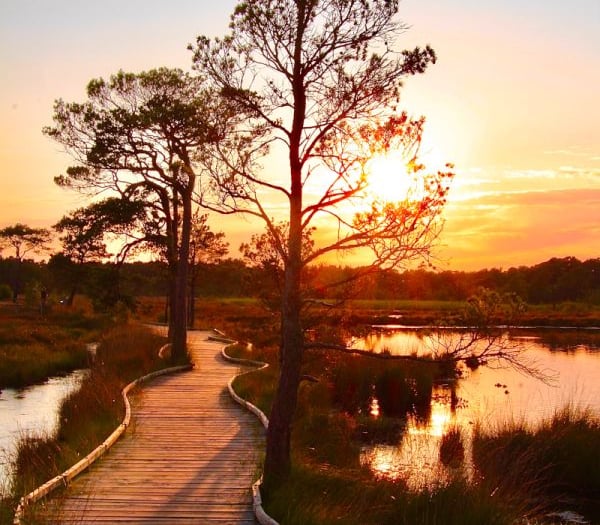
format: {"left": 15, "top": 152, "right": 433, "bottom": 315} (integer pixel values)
{"left": 263, "top": 150, "right": 304, "bottom": 488}
{"left": 170, "top": 186, "right": 193, "bottom": 364}
{"left": 262, "top": 3, "right": 308, "bottom": 488}
{"left": 188, "top": 270, "right": 196, "bottom": 328}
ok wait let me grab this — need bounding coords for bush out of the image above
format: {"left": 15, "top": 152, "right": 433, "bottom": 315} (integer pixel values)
{"left": 0, "top": 284, "right": 11, "bottom": 301}
{"left": 439, "top": 426, "right": 464, "bottom": 467}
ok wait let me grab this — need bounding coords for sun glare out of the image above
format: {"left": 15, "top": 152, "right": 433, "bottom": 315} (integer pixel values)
{"left": 366, "top": 152, "right": 415, "bottom": 203}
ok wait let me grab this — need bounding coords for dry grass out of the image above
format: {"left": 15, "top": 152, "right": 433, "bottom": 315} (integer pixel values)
{"left": 6, "top": 323, "right": 168, "bottom": 521}
{"left": 473, "top": 406, "right": 600, "bottom": 522}
{"left": 0, "top": 300, "right": 107, "bottom": 389}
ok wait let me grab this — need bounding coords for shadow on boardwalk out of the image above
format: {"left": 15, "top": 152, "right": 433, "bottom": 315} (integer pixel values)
{"left": 38, "top": 330, "right": 263, "bottom": 524}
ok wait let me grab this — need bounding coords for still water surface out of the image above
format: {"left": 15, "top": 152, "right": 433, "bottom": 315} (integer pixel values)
{"left": 356, "top": 327, "right": 600, "bottom": 488}
{"left": 0, "top": 370, "right": 87, "bottom": 493}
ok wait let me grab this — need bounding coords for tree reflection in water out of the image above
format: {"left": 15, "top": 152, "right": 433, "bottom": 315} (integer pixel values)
{"left": 361, "top": 384, "right": 475, "bottom": 489}
{"left": 358, "top": 328, "right": 600, "bottom": 489}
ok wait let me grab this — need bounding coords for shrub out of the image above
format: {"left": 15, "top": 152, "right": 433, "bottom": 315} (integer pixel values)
{"left": 439, "top": 426, "right": 464, "bottom": 467}
{"left": 0, "top": 284, "right": 11, "bottom": 301}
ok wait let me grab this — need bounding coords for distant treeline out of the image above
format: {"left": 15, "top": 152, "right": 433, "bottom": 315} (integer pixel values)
{"left": 1, "top": 256, "right": 599, "bottom": 306}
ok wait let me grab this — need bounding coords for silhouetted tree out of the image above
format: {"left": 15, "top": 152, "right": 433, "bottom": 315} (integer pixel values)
{"left": 0, "top": 223, "right": 51, "bottom": 302}
{"left": 187, "top": 212, "right": 228, "bottom": 327}
{"left": 53, "top": 198, "right": 145, "bottom": 305}
{"left": 192, "top": 0, "right": 452, "bottom": 485}
{"left": 44, "top": 68, "right": 228, "bottom": 362}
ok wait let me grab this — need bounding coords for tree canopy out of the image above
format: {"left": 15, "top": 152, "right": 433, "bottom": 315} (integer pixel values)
{"left": 0, "top": 223, "right": 51, "bottom": 261}
{"left": 44, "top": 68, "right": 229, "bottom": 360}
{"left": 191, "top": 0, "right": 453, "bottom": 485}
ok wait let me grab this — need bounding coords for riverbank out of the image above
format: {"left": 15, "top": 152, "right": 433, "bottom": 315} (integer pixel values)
{"left": 0, "top": 323, "right": 170, "bottom": 525}
{"left": 202, "top": 298, "right": 600, "bottom": 524}
{"left": 135, "top": 296, "right": 600, "bottom": 332}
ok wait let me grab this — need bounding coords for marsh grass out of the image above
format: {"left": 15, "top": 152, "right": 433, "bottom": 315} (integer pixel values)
{"left": 0, "top": 469, "right": 14, "bottom": 525}
{"left": 0, "top": 303, "right": 108, "bottom": 389}
{"left": 7, "top": 323, "right": 168, "bottom": 518}
{"left": 264, "top": 466, "right": 522, "bottom": 525}
{"left": 232, "top": 365, "right": 278, "bottom": 417}
{"left": 0, "top": 342, "right": 89, "bottom": 389}
{"left": 438, "top": 426, "right": 465, "bottom": 468}
{"left": 473, "top": 406, "right": 600, "bottom": 522}
{"left": 229, "top": 335, "right": 600, "bottom": 524}
{"left": 329, "top": 355, "right": 437, "bottom": 419}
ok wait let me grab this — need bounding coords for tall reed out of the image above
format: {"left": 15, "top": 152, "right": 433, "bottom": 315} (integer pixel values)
{"left": 473, "top": 406, "right": 600, "bottom": 522}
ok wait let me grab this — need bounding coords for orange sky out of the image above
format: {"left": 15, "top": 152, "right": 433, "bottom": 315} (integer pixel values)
{"left": 1, "top": 0, "right": 598, "bottom": 271}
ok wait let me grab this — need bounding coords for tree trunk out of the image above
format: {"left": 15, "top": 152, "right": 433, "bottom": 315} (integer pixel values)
{"left": 263, "top": 155, "right": 304, "bottom": 488}
{"left": 67, "top": 285, "right": 77, "bottom": 307}
{"left": 167, "top": 266, "right": 177, "bottom": 340}
{"left": 164, "top": 289, "right": 170, "bottom": 327}
{"left": 170, "top": 188, "right": 193, "bottom": 364}
{"left": 11, "top": 259, "right": 20, "bottom": 303}
{"left": 171, "top": 264, "right": 188, "bottom": 363}
{"left": 262, "top": 3, "right": 308, "bottom": 488}
{"left": 263, "top": 255, "right": 303, "bottom": 489}
{"left": 188, "top": 270, "right": 196, "bottom": 329}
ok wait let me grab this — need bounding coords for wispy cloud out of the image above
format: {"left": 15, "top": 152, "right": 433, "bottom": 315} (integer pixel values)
{"left": 503, "top": 169, "right": 558, "bottom": 180}
{"left": 440, "top": 188, "right": 600, "bottom": 270}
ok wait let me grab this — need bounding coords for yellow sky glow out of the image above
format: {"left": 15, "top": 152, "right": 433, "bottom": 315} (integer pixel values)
{"left": 0, "top": 1, "right": 598, "bottom": 271}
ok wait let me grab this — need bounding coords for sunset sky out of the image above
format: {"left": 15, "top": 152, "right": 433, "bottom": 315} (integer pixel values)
{"left": 1, "top": 0, "right": 598, "bottom": 271}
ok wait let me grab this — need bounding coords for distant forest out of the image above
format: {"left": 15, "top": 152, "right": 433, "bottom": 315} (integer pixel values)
{"left": 1, "top": 256, "right": 598, "bottom": 307}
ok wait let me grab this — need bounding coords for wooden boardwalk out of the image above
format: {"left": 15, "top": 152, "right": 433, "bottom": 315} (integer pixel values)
{"left": 39, "top": 331, "right": 263, "bottom": 524}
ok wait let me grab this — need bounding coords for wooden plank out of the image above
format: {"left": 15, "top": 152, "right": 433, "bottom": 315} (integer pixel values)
{"left": 35, "top": 331, "right": 263, "bottom": 524}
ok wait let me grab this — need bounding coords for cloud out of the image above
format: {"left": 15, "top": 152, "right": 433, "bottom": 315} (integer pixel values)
{"left": 440, "top": 188, "right": 600, "bottom": 270}
{"left": 504, "top": 169, "right": 558, "bottom": 180}
{"left": 558, "top": 166, "right": 600, "bottom": 178}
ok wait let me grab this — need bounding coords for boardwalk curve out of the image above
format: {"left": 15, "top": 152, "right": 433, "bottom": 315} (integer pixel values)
{"left": 36, "top": 330, "right": 263, "bottom": 524}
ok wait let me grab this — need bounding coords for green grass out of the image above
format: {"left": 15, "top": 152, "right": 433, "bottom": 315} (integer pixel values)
{"left": 264, "top": 466, "right": 522, "bottom": 525}
{"left": 0, "top": 341, "right": 89, "bottom": 389}
{"left": 348, "top": 299, "right": 466, "bottom": 312}
{"left": 232, "top": 365, "right": 278, "bottom": 417}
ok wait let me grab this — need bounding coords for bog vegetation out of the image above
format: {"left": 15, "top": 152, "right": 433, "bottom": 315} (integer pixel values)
{"left": 0, "top": 289, "right": 599, "bottom": 523}
{"left": 2, "top": 256, "right": 599, "bottom": 316}
{"left": 0, "top": 301, "right": 105, "bottom": 389}
{"left": 0, "top": 305, "right": 169, "bottom": 525}
{"left": 221, "top": 307, "right": 600, "bottom": 525}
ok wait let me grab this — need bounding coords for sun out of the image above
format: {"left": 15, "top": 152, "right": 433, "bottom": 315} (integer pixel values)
{"left": 365, "top": 151, "right": 416, "bottom": 203}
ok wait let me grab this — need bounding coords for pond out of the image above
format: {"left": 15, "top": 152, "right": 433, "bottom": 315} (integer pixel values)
{"left": 354, "top": 327, "right": 600, "bottom": 489}
{"left": 0, "top": 369, "right": 87, "bottom": 495}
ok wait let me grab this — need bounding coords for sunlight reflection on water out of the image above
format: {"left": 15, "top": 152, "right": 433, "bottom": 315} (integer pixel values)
{"left": 0, "top": 369, "right": 87, "bottom": 494}
{"left": 357, "top": 328, "right": 600, "bottom": 488}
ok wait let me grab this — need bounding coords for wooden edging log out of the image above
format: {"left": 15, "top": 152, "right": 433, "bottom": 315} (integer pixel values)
{"left": 13, "top": 354, "right": 193, "bottom": 525}
{"left": 215, "top": 334, "right": 279, "bottom": 525}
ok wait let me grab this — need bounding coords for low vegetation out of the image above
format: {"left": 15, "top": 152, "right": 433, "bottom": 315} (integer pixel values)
{"left": 3, "top": 323, "right": 168, "bottom": 524}
{"left": 0, "top": 301, "right": 107, "bottom": 389}
{"left": 473, "top": 407, "right": 600, "bottom": 523}
{"left": 227, "top": 327, "right": 600, "bottom": 525}
{"left": 263, "top": 467, "right": 528, "bottom": 525}
{"left": 3, "top": 296, "right": 598, "bottom": 523}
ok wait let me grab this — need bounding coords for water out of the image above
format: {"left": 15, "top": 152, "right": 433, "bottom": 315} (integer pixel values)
{"left": 356, "top": 327, "right": 600, "bottom": 488}
{"left": 0, "top": 369, "right": 87, "bottom": 493}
